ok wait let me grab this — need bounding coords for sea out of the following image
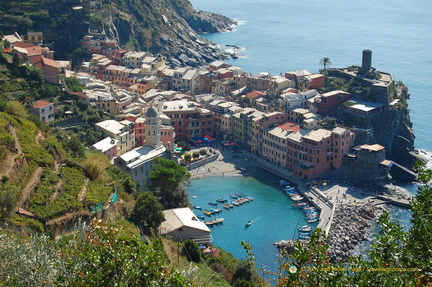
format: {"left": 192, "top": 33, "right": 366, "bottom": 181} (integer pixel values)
{"left": 186, "top": 0, "right": 432, "bottom": 273}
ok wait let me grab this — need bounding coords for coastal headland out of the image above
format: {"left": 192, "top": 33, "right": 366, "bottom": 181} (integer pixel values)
{"left": 189, "top": 147, "right": 414, "bottom": 261}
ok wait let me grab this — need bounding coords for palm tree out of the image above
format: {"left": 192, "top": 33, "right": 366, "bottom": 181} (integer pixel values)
{"left": 320, "top": 57, "right": 332, "bottom": 70}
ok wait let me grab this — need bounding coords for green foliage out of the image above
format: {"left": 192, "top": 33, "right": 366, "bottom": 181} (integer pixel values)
{"left": 30, "top": 167, "right": 84, "bottom": 219}
{"left": 0, "top": 185, "right": 18, "bottom": 221}
{"left": 0, "top": 233, "right": 59, "bottom": 286}
{"left": 192, "top": 151, "right": 200, "bottom": 159}
{"left": 64, "top": 135, "right": 86, "bottom": 158}
{"left": 182, "top": 239, "right": 201, "bottom": 263}
{"left": 184, "top": 153, "right": 192, "bottom": 162}
{"left": 199, "top": 148, "right": 208, "bottom": 156}
{"left": 133, "top": 191, "right": 164, "bottom": 230}
{"left": 57, "top": 220, "right": 191, "bottom": 286}
{"left": 183, "top": 145, "right": 191, "bottom": 152}
{"left": 150, "top": 157, "right": 191, "bottom": 209}
{"left": 63, "top": 76, "right": 84, "bottom": 92}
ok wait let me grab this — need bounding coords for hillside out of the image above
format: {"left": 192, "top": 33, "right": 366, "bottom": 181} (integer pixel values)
{"left": 0, "top": 0, "right": 236, "bottom": 66}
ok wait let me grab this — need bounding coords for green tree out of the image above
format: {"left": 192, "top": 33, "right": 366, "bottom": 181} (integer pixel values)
{"left": 192, "top": 151, "right": 200, "bottom": 159}
{"left": 0, "top": 187, "right": 17, "bottom": 221}
{"left": 320, "top": 57, "right": 332, "bottom": 71}
{"left": 56, "top": 220, "right": 191, "bottom": 286}
{"left": 182, "top": 239, "right": 201, "bottom": 263}
{"left": 407, "top": 163, "right": 432, "bottom": 284}
{"left": 182, "top": 145, "right": 191, "bottom": 152}
{"left": 150, "top": 157, "right": 190, "bottom": 209}
{"left": 65, "top": 135, "right": 86, "bottom": 158}
{"left": 199, "top": 148, "right": 208, "bottom": 156}
{"left": 184, "top": 153, "right": 192, "bottom": 162}
{"left": 134, "top": 191, "right": 165, "bottom": 230}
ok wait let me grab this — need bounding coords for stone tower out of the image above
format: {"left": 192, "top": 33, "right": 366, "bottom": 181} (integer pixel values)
{"left": 144, "top": 106, "right": 161, "bottom": 148}
{"left": 362, "top": 49, "right": 372, "bottom": 71}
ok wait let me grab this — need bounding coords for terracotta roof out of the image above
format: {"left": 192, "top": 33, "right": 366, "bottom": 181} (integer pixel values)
{"left": 33, "top": 100, "right": 53, "bottom": 108}
{"left": 32, "top": 55, "right": 58, "bottom": 69}
{"left": 278, "top": 121, "right": 301, "bottom": 133}
{"left": 13, "top": 42, "right": 52, "bottom": 57}
{"left": 246, "top": 90, "right": 266, "bottom": 99}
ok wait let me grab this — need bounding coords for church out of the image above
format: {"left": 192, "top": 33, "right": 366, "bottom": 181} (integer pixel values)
{"left": 114, "top": 106, "right": 173, "bottom": 187}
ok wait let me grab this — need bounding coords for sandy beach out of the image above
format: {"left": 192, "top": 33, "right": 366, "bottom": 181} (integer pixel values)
{"left": 189, "top": 149, "right": 254, "bottom": 179}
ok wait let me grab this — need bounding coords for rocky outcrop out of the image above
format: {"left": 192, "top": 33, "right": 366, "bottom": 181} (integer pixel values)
{"left": 327, "top": 203, "right": 380, "bottom": 262}
{"left": 185, "top": 10, "right": 237, "bottom": 34}
{"left": 92, "top": 0, "right": 237, "bottom": 67}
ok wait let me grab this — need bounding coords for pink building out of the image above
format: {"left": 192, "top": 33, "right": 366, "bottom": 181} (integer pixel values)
{"left": 91, "top": 137, "right": 118, "bottom": 161}
{"left": 262, "top": 126, "right": 353, "bottom": 179}
{"left": 162, "top": 100, "right": 215, "bottom": 141}
{"left": 32, "top": 56, "right": 59, "bottom": 84}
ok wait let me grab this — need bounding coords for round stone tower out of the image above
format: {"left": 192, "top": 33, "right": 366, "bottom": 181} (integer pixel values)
{"left": 144, "top": 106, "right": 161, "bottom": 148}
{"left": 362, "top": 49, "right": 372, "bottom": 71}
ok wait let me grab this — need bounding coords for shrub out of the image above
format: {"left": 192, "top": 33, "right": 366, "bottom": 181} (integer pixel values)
{"left": 199, "top": 148, "right": 207, "bottom": 156}
{"left": 182, "top": 239, "right": 201, "bottom": 263}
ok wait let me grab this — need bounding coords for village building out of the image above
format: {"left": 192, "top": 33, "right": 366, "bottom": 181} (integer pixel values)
{"left": 90, "top": 137, "right": 119, "bottom": 162}
{"left": 31, "top": 100, "right": 55, "bottom": 124}
{"left": 308, "top": 90, "right": 351, "bottom": 116}
{"left": 95, "top": 119, "right": 135, "bottom": 155}
{"left": 161, "top": 100, "right": 215, "bottom": 141}
{"left": 113, "top": 106, "right": 170, "bottom": 187}
{"left": 159, "top": 208, "right": 212, "bottom": 246}
{"left": 262, "top": 126, "right": 353, "bottom": 179}
{"left": 31, "top": 55, "right": 60, "bottom": 84}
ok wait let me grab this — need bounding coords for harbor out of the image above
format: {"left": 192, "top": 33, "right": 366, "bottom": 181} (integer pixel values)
{"left": 187, "top": 147, "right": 415, "bottom": 264}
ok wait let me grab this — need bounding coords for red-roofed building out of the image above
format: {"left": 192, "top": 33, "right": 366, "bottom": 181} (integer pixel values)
{"left": 32, "top": 100, "right": 55, "bottom": 123}
{"left": 32, "top": 55, "right": 59, "bottom": 84}
{"left": 12, "top": 42, "right": 54, "bottom": 62}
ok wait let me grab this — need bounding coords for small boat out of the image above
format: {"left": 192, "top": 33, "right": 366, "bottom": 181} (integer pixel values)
{"left": 204, "top": 221, "right": 214, "bottom": 226}
{"left": 245, "top": 220, "right": 252, "bottom": 227}
{"left": 216, "top": 198, "right": 228, "bottom": 203}
{"left": 292, "top": 202, "right": 308, "bottom": 207}
{"left": 214, "top": 218, "right": 225, "bottom": 224}
{"left": 307, "top": 218, "right": 318, "bottom": 223}
{"left": 298, "top": 225, "right": 312, "bottom": 232}
{"left": 193, "top": 205, "right": 202, "bottom": 209}
{"left": 235, "top": 193, "right": 246, "bottom": 197}
{"left": 211, "top": 208, "right": 221, "bottom": 214}
{"left": 223, "top": 203, "right": 234, "bottom": 209}
{"left": 245, "top": 196, "right": 254, "bottom": 201}
{"left": 284, "top": 186, "right": 295, "bottom": 191}
{"left": 196, "top": 214, "right": 205, "bottom": 219}
{"left": 203, "top": 210, "right": 212, "bottom": 216}
{"left": 208, "top": 202, "right": 218, "bottom": 206}
{"left": 229, "top": 194, "right": 238, "bottom": 199}
{"left": 298, "top": 234, "right": 310, "bottom": 239}
{"left": 291, "top": 196, "right": 304, "bottom": 201}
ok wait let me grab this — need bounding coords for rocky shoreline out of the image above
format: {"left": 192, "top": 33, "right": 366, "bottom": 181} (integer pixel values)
{"left": 327, "top": 203, "right": 381, "bottom": 262}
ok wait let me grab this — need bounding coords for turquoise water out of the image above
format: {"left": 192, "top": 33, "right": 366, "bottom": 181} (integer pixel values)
{"left": 190, "top": 0, "right": 432, "bottom": 149}
{"left": 186, "top": 0, "right": 429, "bottom": 273}
{"left": 186, "top": 170, "right": 313, "bottom": 271}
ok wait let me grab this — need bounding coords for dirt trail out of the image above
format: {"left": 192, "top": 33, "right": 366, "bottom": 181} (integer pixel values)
{"left": 0, "top": 125, "right": 23, "bottom": 178}
{"left": 17, "top": 167, "right": 43, "bottom": 210}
